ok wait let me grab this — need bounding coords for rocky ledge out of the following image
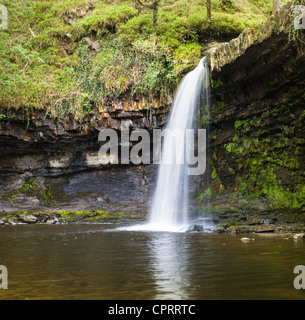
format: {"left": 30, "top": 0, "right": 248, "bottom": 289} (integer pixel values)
{"left": 0, "top": 209, "right": 145, "bottom": 226}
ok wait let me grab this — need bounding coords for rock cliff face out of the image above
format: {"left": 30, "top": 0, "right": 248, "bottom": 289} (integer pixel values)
{"left": 200, "top": 1, "right": 305, "bottom": 220}
{"left": 1, "top": 1, "right": 305, "bottom": 222}
{"left": 0, "top": 100, "right": 164, "bottom": 213}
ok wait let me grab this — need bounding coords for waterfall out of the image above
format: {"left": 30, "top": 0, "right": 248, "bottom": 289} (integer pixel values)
{"left": 148, "top": 57, "right": 210, "bottom": 231}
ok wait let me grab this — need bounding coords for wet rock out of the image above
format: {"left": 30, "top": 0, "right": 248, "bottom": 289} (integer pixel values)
{"left": 293, "top": 233, "right": 305, "bottom": 240}
{"left": 7, "top": 218, "right": 17, "bottom": 225}
{"left": 46, "top": 217, "right": 61, "bottom": 225}
{"left": 231, "top": 228, "right": 240, "bottom": 234}
{"left": 248, "top": 218, "right": 263, "bottom": 226}
{"left": 254, "top": 227, "right": 275, "bottom": 233}
{"left": 192, "top": 225, "right": 204, "bottom": 232}
{"left": 21, "top": 214, "right": 38, "bottom": 224}
{"left": 25, "top": 197, "right": 40, "bottom": 206}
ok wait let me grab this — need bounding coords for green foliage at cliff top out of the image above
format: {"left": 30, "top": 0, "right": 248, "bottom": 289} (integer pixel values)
{"left": 0, "top": 0, "right": 290, "bottom": 119}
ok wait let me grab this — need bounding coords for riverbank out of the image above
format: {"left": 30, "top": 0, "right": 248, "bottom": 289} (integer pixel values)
{"left": 1, "top": 206, "right": 304, "bottom": 239}
{"left": 0, "top": 209, "right": 145, "bottom": 226}
{"left": 192, "top": 192, "right": 305, "bottom": 235}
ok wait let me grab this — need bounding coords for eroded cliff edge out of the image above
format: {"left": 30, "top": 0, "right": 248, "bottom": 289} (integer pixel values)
{"left": 201, "top": 1, "right": 305, "bottom": 232}
{"left": 1, "top": 1, "right": 305, "bottom": 231}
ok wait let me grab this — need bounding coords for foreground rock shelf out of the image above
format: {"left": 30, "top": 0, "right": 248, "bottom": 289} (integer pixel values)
{"left": 0, "top": 210, "right": 146, "bottom": 226}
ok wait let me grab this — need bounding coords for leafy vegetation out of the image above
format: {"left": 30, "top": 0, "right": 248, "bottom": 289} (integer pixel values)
{"left": 0, "top": 0, "right": 289, "bottom": 119}
{"left": 221, "top": 102, "right": 305, "bottom": 210}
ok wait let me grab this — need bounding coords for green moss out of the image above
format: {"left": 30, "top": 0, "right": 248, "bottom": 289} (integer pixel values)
{"left": 119, "top": 13, "right": 153, "bottom": 42}
{"left": 79, "top": 3, "right": 138, "bottom": 34}
{"left": 222, "top": 100, "right": 305, "bottom": 210}
{"left": 197, "top": 188, "right": 213, "bottom": 201}
{"left": 0, "top": 0, "right": 289, "bottom": 119}
{"left": 173, "top": 42, "right": 202, "bottom": 75}
{"left": 211, "top": 78, "right": 223, "bottom": 90}
{"left": 229, "top": 225, "right": 239, "bottom": 231}
{"left": 0, "top": 209, "right": 144, "bottom": 224}
{"left": 50, "top": 209, "right": 145, "bottom": 223}
{"left": 1, "top": 178, "right": 55, "bottom": 206}
{"left": 212, "top": 166, "right": 221, "bottom": 184}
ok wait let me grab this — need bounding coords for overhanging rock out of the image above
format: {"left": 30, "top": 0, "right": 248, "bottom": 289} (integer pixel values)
{"left": 197, "top": 0, "right": 305, "bottom": 215}
{"left": 204, "top": 0, "right": 305, "bottom": 124}
{"left": 206, "top": 1, "right": 303, "bottom": 75}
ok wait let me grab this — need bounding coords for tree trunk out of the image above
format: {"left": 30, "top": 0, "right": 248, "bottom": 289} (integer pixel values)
{"left": 152, "top": 1, "right": 158, "bottom": 30}
{"left": 206, "top": 0, "right": 211, "bottom": 21}
{"left": 136, "top": 0, "right": 159, "bottom": 30}
{"left": 272, "top": 0, "right": 279, "bottom": 14}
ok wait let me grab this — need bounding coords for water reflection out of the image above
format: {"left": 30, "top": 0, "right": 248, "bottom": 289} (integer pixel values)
{"left": 149, "top": 232, "right": 192, "bottom": 299}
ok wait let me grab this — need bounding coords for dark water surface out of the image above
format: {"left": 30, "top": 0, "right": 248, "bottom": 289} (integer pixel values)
{"left": 0, "top": 223, "right": 304, "bottom": 300}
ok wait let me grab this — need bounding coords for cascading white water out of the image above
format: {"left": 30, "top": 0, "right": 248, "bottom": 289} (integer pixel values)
{"left": 119, "top": 57, "right": 210, "bottom": 233}
{"left": 148, "top": 57, "right": 210, "bottom": 232}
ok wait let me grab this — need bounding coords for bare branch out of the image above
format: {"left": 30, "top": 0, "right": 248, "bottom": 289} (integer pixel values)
{"left": 29, "top": 28, "right": 36, "bottom": 38}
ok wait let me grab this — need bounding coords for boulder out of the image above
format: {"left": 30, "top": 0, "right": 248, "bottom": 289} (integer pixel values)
{"left": 293, "top": 233, "right": 305, "bottom": 240}
{"left": 21, "top": 214, "right": 38, "bottom": 224}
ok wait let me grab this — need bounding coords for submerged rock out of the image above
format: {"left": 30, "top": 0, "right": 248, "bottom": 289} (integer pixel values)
{"left": 241, "top": 238, "right": 255, "bottom": 243}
